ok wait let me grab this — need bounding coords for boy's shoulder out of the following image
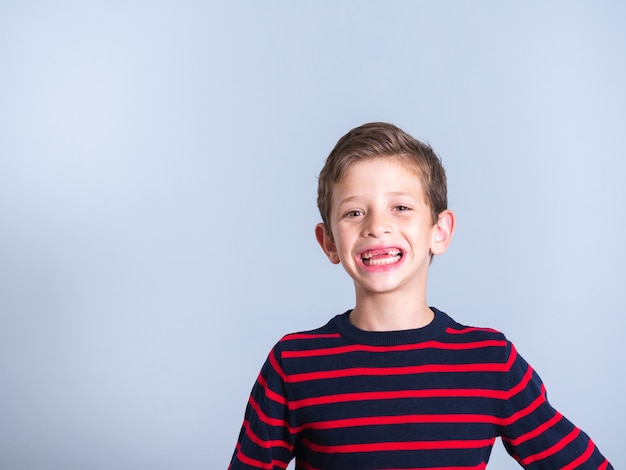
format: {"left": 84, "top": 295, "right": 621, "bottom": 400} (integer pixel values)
{"left": 274, "top": 312, "right": 347, "bottom": 352}
{"left": 443, "top": 313, "right": 508, "bottom": 341}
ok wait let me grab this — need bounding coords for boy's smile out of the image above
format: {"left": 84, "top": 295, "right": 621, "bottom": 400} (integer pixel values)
{"left": 315, "top": 156, "right": 453, "bottom": 299}
{"left": 359, "top": 246, "right": 403, "bottom": 270}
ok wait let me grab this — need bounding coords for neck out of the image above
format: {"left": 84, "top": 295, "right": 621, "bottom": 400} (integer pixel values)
{"left": 350, "top": 289, "right": 434, "bottom": 332}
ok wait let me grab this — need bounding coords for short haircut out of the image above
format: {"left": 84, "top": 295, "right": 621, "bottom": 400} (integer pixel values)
{"left": 317, "top": 122, "right": 448, "bottom": 235}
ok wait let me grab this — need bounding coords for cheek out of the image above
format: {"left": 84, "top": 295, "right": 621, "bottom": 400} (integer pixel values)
{"left": 335, "top": 239, "right": 356, "bottom": 262}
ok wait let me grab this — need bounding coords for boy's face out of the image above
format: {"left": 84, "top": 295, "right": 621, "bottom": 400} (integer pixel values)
{"left": 315, "top": 156, "right": 453, "bottom": 297}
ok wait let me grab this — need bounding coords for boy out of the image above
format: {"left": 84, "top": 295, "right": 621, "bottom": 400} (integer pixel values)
{"left": 228, "top": 122, "right": 612, "bottom": 469}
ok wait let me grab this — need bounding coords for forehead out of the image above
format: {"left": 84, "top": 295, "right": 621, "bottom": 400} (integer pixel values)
{"left": 338, "top": 155, "right": 422, "bottom": 185}
{"left": 332, "top": 156, "right": 425, "bottom": 201}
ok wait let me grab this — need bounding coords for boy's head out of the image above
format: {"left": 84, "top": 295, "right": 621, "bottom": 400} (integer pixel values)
{"left": 317, "top": 122, "right": 448, "bottom": 236}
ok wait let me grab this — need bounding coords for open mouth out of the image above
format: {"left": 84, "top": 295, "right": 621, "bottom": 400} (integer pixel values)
{"left": 360, "top": 248, "right": 403, "bottom": 266}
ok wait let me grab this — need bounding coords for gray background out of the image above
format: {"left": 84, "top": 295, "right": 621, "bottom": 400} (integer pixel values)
{"left": 1, "top": 1, "right": 624, "bottom": 469}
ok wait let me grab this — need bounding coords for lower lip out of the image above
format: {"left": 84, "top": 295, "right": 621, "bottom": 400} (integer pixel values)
{"left": 358, "top": 255, "right": 404, "bottom": 273}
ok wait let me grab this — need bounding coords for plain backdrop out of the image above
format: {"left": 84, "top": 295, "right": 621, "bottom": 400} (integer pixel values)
{"left": 1, "top": 1, "right": 624, "bottom": 469}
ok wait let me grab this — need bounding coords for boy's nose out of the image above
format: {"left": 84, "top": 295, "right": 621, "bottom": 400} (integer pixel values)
{"left": 363, "top": 212, "right": 392, "bottom": 238}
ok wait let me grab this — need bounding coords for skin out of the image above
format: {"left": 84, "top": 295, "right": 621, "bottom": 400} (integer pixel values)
{"left": 315, "top": 156, "right": 455, "bottom": 332}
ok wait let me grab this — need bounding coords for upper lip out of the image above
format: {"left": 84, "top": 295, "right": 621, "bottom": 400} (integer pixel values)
{"left": 359, "top": 246, "right": 404, "bottom": 260}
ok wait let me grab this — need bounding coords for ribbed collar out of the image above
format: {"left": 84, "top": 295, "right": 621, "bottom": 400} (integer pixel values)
{"left": 333, "top": 307, "right": 451, "bottom": 346}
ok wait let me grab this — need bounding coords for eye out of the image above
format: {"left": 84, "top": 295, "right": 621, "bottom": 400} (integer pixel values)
{"left": 394, "top": 205, "right": 411, "bottom": 212}
{"left": 344, "top": 209, "right": 364, "bottom": 218}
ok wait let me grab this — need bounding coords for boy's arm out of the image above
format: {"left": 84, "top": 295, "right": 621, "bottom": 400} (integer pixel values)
{"left": 500, "top": 342, "right": 612, "bottom": 469}
{"left": 228, "top": 343, "right": 295, "bottom": 470}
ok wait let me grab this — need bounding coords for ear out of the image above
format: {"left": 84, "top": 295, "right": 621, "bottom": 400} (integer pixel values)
{"left": 431, "top": 210, "right": 455, "bottom": 256}
{"left": 315, "top": 223, "right": 340, "bottom": 264}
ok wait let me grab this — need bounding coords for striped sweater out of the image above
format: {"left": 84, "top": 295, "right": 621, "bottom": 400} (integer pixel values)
{"left": 229, "top": 308, "right": 612, "bottom": 469}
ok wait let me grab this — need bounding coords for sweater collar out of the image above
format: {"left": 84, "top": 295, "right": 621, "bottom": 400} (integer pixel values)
{"left": 333, "top": 307, "right": 450, "bottom": 346}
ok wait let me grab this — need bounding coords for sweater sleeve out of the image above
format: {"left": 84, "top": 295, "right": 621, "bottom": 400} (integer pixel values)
{"left": 499, "top": 341, "right": 612, "bottom": 469}
{"left": 228, "top": 343, "right": 296, "bottom": 470}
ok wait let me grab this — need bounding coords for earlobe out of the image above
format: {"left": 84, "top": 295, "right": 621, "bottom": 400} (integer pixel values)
{"left": 315, "top": 223, "right": 340, "bottom": 264}
{"left": 431, "top": 210, "right": 455, "bottom": 255}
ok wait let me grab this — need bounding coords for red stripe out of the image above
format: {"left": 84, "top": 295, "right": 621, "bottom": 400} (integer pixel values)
{"left": 242, "top": 419, "right": 292, "bottom": 450}
{"left": 231, "top": 443, "right": 292, "bottom": 470}
{"left": 283, "top": 339, "right": 506, "bottom": 358}
{"left": 257, "top": 374, "right": 287, "bottom": 406}
{"left": 504, "top": 344, "right": 517, "bottom": 372}
{"left": 268, "top": 349, "right": 288, "bottom": 382}
{"left": 380, "top": 465, "right": 487, "bottom": 470}
{"left": 507, "top": 412, "right": 563, "bottom": 446}
{"left": 282, "top": 332, "right": 342, "bottom": 341}
{"left": 249, "top": 395, "right": 293, "bottom": 430}
{"left": 289, "top": 360, "right": 512, "bottom": 383}
{"left": 506, "top": 363, "right": 533, "bottom": 399}
{"left": 291, "top": 388, "right": 507, "bottom": 409}
{"left": 298, "top": 413, "right": 500, "bottom": 432}
{"left": 445, "top": 326, "right": 499, "bottom": 335}
{"left": 521, "top": 427, "right": 581, "bottom": 465}
{"left": 561, "top": 438, "right": 595, "bottom": 470}
{"left": 500, "top": 386, "right": 547, "bottom": 427}
{"left": 231, "top": 444, "right": 272, "bottom": 469}
{"left": 302, "top": 437, "right": 494, "bottom": 453}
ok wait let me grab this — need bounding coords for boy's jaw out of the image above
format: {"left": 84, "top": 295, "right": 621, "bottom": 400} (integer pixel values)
{"left": 357, "top": 246, "right": 405, "bottom": 272}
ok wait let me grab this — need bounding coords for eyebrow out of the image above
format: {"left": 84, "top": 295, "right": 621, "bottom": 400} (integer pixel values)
{"left": 337, "top": 192, "right": 415, "bottom": 206}
{"left": 336, "top": 195, "right": 362, "bottom": 206}
{"left": 387, "top": 191, "right": 414, "bottom": 198}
